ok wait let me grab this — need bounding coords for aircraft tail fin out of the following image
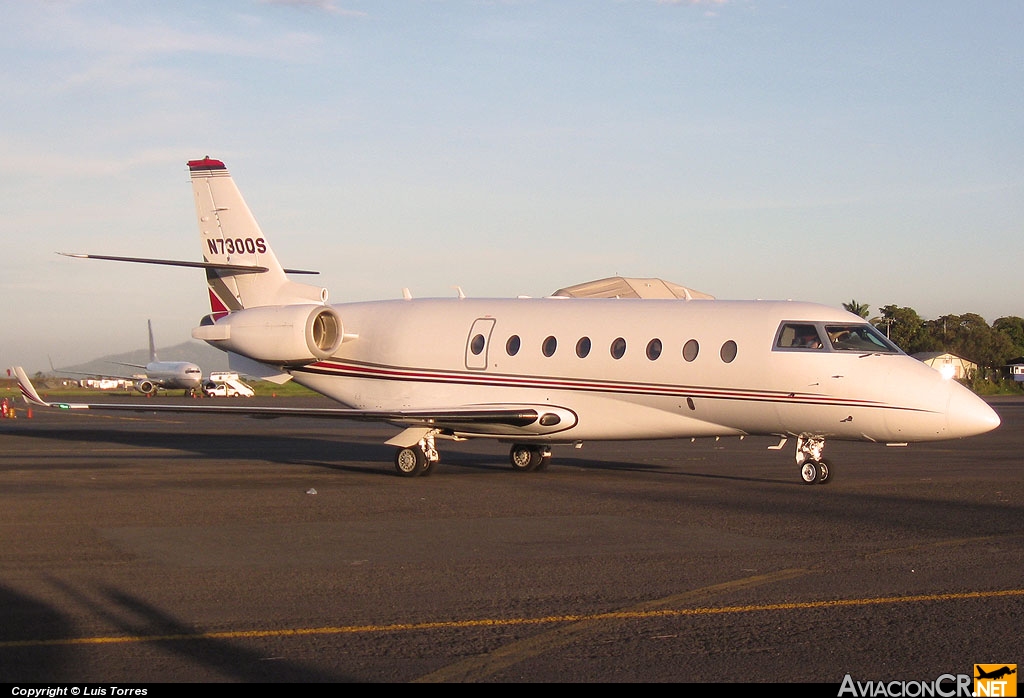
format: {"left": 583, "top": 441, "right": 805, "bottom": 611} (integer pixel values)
{"left": 148, "top": 319, "right": 158, "bottom": 362}
{"left": 188, "top": 157, "right": 329, "bottom": 313}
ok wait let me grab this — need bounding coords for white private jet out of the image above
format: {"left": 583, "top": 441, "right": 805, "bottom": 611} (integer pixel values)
{"left": 11, "top": 156, "right": 1001, "bottom": 482}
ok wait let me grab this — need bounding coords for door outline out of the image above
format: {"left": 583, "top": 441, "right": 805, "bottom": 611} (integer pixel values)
{"left": 465, "top": 318, "right": 496, "bottom": 370}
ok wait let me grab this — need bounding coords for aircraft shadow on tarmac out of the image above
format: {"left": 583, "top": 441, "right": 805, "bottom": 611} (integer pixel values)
{"left": 0, "top": 580, "right": 353, "bottom": 682}
{"left": 5, "top": 420, "right": 1023, "bottom": 540}
{"left": 4, "top": 422, "right": 767, "bottom": 479}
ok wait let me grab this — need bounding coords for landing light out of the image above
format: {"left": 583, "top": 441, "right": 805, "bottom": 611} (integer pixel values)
{"left": 939, "top": 364, "right": 956, "bottom": 381}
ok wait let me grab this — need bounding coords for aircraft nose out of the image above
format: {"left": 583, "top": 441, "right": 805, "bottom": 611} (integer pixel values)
{"left": 946, "top": 382, "right": 1000, "bottom": 438}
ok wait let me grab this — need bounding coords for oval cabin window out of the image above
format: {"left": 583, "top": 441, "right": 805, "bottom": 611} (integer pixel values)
{"left": 543, "top": 336, "right": 558, "bottom": 357}
{"left": 470, "top": 334, "right": 485, "bottom": 355}
{"left": 682, "top": 339, "right": 699, "bottom": 362}
{"left": 720, "top": 340, "right": 737, "bottom": 363}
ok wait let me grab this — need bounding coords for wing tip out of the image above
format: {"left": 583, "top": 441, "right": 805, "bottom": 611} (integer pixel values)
{"left": 11, "top": 366, "right": 50, "bottom": 407}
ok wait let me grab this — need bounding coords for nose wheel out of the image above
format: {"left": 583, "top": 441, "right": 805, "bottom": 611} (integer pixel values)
{"left": 799, "top": 458, "right": 831, "bottom": 485}
{"left": 795, "top": 436, "right": 832, "bottom": 485}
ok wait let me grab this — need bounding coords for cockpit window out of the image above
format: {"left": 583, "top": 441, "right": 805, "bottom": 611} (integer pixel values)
{"left": 825, "top": 324, "right": 901, "bottom": 353}
{"left": 775, "top": 322, "right": 903, "bottom": 353}
{"left": 776, "top": 323, "right": 824, "bottom": 350}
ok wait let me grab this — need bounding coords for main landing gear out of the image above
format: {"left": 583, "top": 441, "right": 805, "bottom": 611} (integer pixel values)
{"left": 795, "top": 435, "right": 832, "bottom": 485}
{"left": 392, "top": 437, "right": 553, "bottom": 477}
{"left": 509, "top": 444, "right": 551, "bottom": 472}
{"left": 393, "top": 433, "right": 440, "bottom": 477}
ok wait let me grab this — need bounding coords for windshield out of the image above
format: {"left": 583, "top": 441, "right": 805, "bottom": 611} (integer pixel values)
{"left": 824, "top": 324, "right": 901, "bottom": 353}
{"left": 775, "top": 322, "right": 902, "bottom": 353}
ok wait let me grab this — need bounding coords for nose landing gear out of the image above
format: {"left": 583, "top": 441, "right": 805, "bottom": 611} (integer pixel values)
{"left": 796, "top": 435, "right": 832, "bottom": 485}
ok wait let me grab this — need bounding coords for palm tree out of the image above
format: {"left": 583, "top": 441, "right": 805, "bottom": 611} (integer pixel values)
{"left": 842, "top": 300, "right": 871, "bottom": 319}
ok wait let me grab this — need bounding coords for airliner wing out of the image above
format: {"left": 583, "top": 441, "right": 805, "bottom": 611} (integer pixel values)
{"left": 11, "top": 367, "right": 576, "bottom": 437}
{"left": 57, "top": 367, "right": 139, "bottom": 380}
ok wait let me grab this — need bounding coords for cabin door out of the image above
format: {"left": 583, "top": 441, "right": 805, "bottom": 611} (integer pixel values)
{"left": 465, "top": 318, "right": 496, "bottom": 371}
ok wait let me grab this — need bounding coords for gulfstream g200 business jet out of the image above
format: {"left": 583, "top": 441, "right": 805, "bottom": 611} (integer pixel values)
{"left": 12, "top": 157, "right": 1000, "bottom": 482}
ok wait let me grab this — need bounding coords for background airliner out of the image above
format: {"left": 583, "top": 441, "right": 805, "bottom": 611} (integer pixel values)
{"left": 120, "top": 319, "right": 203, "bottom": 396}
{"left": 61, "top": 320, "right": 203, "bottom": 396}
{"left": 12, "top": 157, "right": 1001, "bottom": 482}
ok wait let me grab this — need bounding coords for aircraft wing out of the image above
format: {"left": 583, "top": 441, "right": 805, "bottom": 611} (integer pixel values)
{"left": 58, "top": 367, "right": 140, "bottom": 382}
{"left": 11, "top": 367, "right": 576, "bottom": 438}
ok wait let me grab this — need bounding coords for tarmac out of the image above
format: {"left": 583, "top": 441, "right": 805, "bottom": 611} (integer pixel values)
{"left": 0, "top": 392, "right": 1021, "bottom": 683}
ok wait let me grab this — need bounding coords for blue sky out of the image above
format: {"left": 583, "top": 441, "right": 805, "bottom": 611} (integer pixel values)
{"left": 2, "top": 0, "right": 1021, "bottom": 374}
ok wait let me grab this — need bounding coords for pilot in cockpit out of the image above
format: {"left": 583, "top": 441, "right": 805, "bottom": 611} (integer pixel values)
{"left": 793, "top": 328, "right": 823, "bottom": 349}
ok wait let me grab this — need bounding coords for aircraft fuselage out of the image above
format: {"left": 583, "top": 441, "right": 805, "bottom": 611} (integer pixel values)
{"left": 138, "top": 361, "right": 203, "bottom": 392}
{"left": 290, "top": 297, "right": 996, "bottom": 445}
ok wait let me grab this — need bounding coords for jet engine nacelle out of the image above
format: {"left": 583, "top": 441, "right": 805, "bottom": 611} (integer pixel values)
{"left": 135, "top": 379, "right": 156, "bottom": 396}
{"left": 192, "top": 305, "right": 344, "bottom": 365}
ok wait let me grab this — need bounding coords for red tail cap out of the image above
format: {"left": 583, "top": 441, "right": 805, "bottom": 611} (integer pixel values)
{"left": 187, "top": 157, "right": 225, "bottom": 170}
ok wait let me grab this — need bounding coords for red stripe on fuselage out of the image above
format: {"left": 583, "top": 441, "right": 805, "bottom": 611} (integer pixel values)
{"left": 296, "top": 359, "right": 903, "bottom": 411}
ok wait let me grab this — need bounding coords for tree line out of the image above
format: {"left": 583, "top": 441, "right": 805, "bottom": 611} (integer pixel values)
{"left": 842, "top": 300, "right": 1024, "bottom": 388}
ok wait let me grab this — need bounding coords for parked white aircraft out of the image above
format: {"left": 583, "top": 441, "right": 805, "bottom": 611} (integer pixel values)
{"left": 114, "top": 319, "right": 204, "bottom": 396}
{"left": 12, "top": 157, "right": 1001, "bottom": 482}
{"left": 52, "top": 317, "right": 203, "bottom": 395}
{"left": 54, "top": 320, "right": 203, "bottom": 396}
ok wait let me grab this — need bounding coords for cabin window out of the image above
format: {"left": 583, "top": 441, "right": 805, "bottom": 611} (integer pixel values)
{"left": 825, "top": 324, "right": 901, "bottom": 353}
{"left": 776, "top": 323, "right": 824, "bottom": 350}
{"left": 576, "top": 337, "right": 592, "bottom": 358}
{"left": 470, "top": 334, "right": 485, "bottom": 355}
{"left": 646, "top": 338, "right": 662, "bottom": 361}
{"left": 610, "top": 337, "right": 627, "bottom": 359}
{"left": 720, "top": 340, "right": 737, "bottom": 363}
{"left": 682, "top": 339, "right": 699, "bottom": 362}
{"left": 542, "top": 336, "right": 558, "bottom": 357}
{"left": 506, "top": 335, "right": 521, "bottom": 356}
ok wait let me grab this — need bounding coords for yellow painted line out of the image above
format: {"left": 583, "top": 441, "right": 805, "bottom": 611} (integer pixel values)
{"left": 3, "top": 587, "right": 1022, "bottom": 649}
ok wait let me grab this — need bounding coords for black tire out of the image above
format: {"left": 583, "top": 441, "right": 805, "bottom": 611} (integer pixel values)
{"left": 510, "top": 444, "right": 540, "bottom": 472}
{"left": 817, "top": 459, "right": 832, "bottom": 485}
{"left": 394, "top": 447, "right": 426, "bottom": 477}
{"left": 799, "top": 460, "right": 820, "bottom": 485}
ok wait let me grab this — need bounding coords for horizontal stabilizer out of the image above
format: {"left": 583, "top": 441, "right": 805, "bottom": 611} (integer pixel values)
{"left": 58, "top": 252, "right": 318, "bottom": 275}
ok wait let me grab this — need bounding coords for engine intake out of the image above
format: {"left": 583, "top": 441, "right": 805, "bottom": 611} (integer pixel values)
{"left": 192, "top": 305, "right": 344, "bottom": 365}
